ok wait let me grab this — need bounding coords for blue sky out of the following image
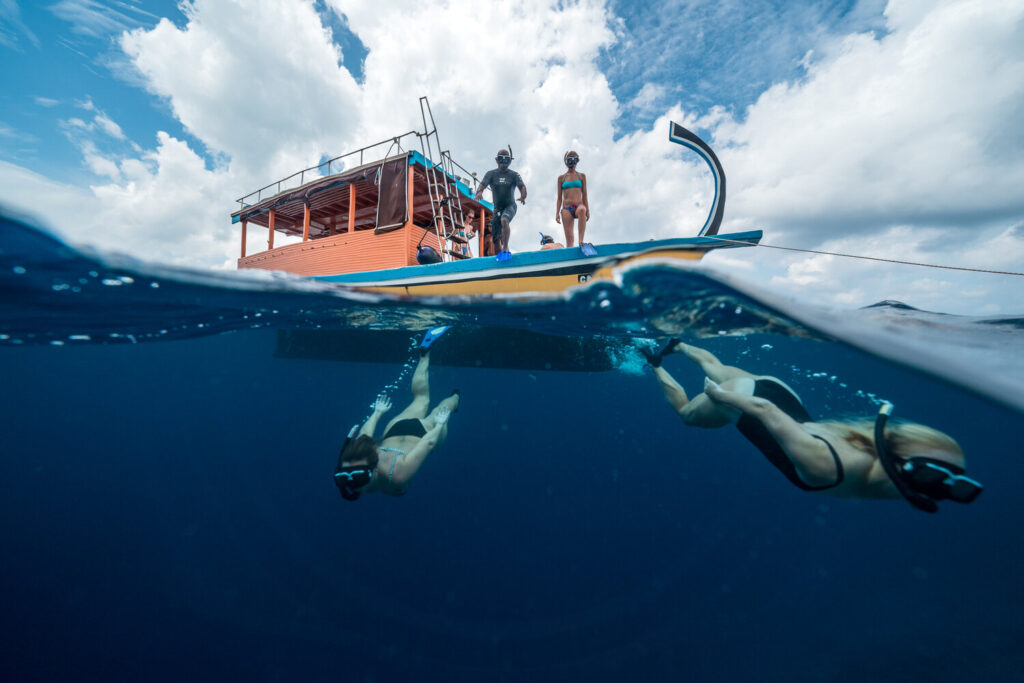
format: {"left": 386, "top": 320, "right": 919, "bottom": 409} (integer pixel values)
{"left": 1, "top": 0, "right": 1022, "bottom": 313}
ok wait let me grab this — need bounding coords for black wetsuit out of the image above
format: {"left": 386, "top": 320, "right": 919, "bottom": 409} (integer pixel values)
{"left": 480, "top": 168, "right": 525, "bottom": 244}
{"left": 736, "top": 379, "right": 844, "bottom": 491}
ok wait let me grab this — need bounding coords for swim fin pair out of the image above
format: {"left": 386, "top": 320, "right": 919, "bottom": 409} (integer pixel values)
{"left": 496, "top": 250, "right": 512, "bottom": 262}
{"left": 579, "top": 242, "right": 598, "bottom": 256}
{"left": 640, "top": 338, "right": 681, "bottom": 368}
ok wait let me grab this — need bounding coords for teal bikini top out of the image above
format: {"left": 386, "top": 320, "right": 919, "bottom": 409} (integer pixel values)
{"left": 561, "top": 178, "right": 583, "bottom": 190}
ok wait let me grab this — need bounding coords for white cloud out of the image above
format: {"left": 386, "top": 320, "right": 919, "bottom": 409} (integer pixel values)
{"left": 627, "top": 83, "right": 668, "bottom": 114}
{"left": 0, "top": 133, "right": 239, "bottom": 269}
{"left": 94, "top": 112, "right": 125, "bottom": 140}
{"left": 0, "top": 159, "right": 99, "bottom": 239}
{"left": 120, "top": 0, "right": 362, "bottom": 179}
{"left": 718, "top": 0, "right": 1024, "bottom": 240}
{"left": 0, "top": 0, "right": 39, "bottom": 49}
{"left": 87, "top": 131, "right": 238, "bottom": 267}
{"left": 48, "top": 0, "right": 149, "bottom": 39}
{"left": 0, "top": 122, "right": 36, "bottom": 142}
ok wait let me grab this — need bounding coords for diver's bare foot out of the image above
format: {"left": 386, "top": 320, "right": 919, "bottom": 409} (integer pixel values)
{"left": 704, "top": 376, "right": 725, "bottom": 399}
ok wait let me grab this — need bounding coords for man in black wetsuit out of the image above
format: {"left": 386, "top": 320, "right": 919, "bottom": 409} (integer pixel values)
{"left": 474, "top": 149, "right": 527, "bottom": 261}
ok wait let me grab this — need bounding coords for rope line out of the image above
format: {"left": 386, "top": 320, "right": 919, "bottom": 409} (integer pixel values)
{"left": 706, "top": 236, "right": 1024, "bottom": 277}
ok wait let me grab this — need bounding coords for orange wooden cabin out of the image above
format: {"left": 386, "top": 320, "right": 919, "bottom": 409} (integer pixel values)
{"left": 233, "top": 144, "right": 494, "bottom": 277}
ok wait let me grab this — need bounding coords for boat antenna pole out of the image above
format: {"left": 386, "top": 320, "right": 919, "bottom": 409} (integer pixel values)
{"left": 668, "top": 122, "right": 726, "bottom": 237}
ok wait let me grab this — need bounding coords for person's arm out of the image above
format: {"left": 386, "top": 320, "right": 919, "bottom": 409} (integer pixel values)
{"left": 474, "top": 172, "right": 491, "bottom": 200}
{"left": 358, "top": 394, "right": 391, "bottom": 437}
{"left": 389, "top": 407, "right": 450, "bottom": 487}
{"left": 704, "top": 378, "right": 839, "bottom": 485}
{"left": 581, "top": 173, "right": 589, "bottom": 215}
{"left": 517, "top": 174, "right": 527, "bottom": 204}
{"left": 555, "top": 174, "right": 563, "bottom": 223}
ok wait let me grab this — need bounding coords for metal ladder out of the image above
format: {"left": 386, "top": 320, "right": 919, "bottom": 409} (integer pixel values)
{"left": 418, "top": 96, "right": 470, "bottom": 261}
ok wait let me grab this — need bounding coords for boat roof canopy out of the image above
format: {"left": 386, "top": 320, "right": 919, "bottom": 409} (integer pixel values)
{"left": 231, "top": 150, "right": 489, "bottom": 237}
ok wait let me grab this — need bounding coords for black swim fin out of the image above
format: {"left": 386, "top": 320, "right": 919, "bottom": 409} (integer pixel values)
{"left": 640, "top": 346, "right": 662, "bottom": 368}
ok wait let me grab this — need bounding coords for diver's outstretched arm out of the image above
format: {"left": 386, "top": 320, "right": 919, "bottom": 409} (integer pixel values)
{"left": 358, "top": 394, "right": 392, "bottom": 437}
{"left": 390, "top": 408, "right": 451, "bottom": 487}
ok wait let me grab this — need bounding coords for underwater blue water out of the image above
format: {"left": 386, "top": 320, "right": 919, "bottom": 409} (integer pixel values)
{"left": 2, "top": 212, "right": 1023, "bottom": 682}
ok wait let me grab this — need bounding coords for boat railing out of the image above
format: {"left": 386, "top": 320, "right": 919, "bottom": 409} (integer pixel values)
{"left": 236, "top": 131, "right": 421, "bottom": 209}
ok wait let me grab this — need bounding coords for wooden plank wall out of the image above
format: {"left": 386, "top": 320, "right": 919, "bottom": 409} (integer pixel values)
{"left": 238, "top": 224, "right": 443, "bottom": 276}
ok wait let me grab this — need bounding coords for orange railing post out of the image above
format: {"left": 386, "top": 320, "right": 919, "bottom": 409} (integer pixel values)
{"left": 241, "top": 220, "right": 247, "bottom": 258}
{"left": 347, "top": 184, "right": 356, "bottom": 233}
{"left": 268, "top": 210, "right": 275, "bottom": 249}
{"left": 479, "top": 210, "right": 485, "bottom": 257}
{"left": 302, "top": 203, "right": 310, "bottom": 242}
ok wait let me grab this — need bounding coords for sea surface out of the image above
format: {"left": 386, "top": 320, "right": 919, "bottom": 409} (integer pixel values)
{"left": 2, "top": 211, "right": 1023, "bottom": 682}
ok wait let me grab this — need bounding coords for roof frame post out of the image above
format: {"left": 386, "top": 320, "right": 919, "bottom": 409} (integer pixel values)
{"left": 347, "top": 185, "right": 356, "bottom": 233}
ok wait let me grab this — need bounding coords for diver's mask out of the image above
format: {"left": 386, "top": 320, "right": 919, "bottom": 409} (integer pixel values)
{"left": 565, "top": 154, "right": 579, "bottom": 167}
{"left": 334, "top": 424, "right": 375, "bottom": 501}
{"left": 495, "top": 154, "right": 512, "bottom": 166}
{"left": 873, "top": 403, "right": 982, "bottom": 513}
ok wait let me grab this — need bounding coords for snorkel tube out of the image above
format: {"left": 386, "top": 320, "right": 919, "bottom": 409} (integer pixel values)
{"left": 874, "top": 403, "right": 939, "bottom": 513}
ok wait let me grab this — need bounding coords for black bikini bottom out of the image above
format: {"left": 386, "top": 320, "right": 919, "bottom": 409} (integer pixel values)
{"left": 735, "top": 379, "right": 844, "bottom": 491}
{"left": 383, "top": 418, "right": 426, "bottom": 440}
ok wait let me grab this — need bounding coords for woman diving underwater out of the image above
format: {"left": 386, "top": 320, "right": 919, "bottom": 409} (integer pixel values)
{"left": 334, "top": 327, "right": 460, "bottom": 501}
{"left": 642, "top": 340, "right": 983, "bottom": 512}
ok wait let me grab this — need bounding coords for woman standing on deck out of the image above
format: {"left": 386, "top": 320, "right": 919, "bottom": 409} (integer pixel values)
{"left": 555, "top": 150, "right": 589, "bottom": 248}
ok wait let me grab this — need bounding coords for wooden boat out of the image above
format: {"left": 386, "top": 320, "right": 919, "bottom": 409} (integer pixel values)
{"left": 233, "top": 99, "right": 761, "bottom": 298}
